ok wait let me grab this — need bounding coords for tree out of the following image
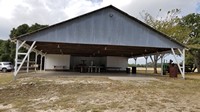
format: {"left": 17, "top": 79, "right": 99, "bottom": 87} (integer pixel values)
{"left": 0, "top": 23, "right": 49, "bottom": 63}
{"left": 28, "top": 23, "right": 47, "bottom": 33}
{"left": 10, "top": 24, "right": 29, "bottom": 38}
{"left": 181, "top": 13, "right": 200, "bottom": 72}
{"left": 10, "top": 23, "right": 48, "bottom": 38}
{"left": 140, "top": 9, "right": 191, "bottom": 73}
{"left": 0, "top": 40, "right": 15, "bottom": 63}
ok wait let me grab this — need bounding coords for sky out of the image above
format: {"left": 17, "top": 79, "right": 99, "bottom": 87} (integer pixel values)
{"left": 0, "top": 0, "right": 199, "bottom": 64}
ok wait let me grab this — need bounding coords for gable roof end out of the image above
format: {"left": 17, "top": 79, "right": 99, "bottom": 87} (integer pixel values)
{"left": 15, "top": 5, "right": 186, "bottom": 49}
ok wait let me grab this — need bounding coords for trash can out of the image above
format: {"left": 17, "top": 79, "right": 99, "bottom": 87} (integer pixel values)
{"left": 169, "top": 64, "right": 178, "bottom": 78}
{"left": 163, "top": 64, "right": 168, "bottom": 75}
{"left": 126, "top": 67, "right": 131, "bottom": 74}
{"left": 163, "top": 70, "right": 166, "bottom": 75}
{"left": 132, "top": 67, "right": 136, "bottom": 74}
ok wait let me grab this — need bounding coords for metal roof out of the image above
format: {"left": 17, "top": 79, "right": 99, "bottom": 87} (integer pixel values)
{"left": 16, "top": 5, "right": 185, "bottom": 57}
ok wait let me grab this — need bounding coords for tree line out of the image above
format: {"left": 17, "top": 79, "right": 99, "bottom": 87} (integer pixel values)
{"left": 0, "top": 23, "right": 48, "bottom": 63}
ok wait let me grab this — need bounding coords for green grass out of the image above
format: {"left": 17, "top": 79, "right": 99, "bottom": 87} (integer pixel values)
{"left": 0, "top": 73, "right": 13, "bottom": 84}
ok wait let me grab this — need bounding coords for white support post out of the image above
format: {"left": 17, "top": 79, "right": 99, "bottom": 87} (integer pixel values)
{"left": 14, "top": 40, "right": 19, "bottom": 79}
{"left": 171, "top": 48, "right": 183, "bottom": 74}
{"left": 182, "top": 49, "right": 185, "bottom": 79}
{"left": 35, "top": 52, "right": 38, "bottom": 72}
{"left": 43, "top": 54, "right": 46, "bottom": 71}
{"left": 40, "top": 55, "right": 42, "bottom": 71}
{"left": 160, "top": 54, "right": 164, "bottom": 75}
{"left": 134, "top": 57, "right": 137, "bottom": 66}
{"left": 26, "top": 52, "right": 30, "bottom": 73}
{"left": 144, "top": 56, "right": 148, "bottom": 74}
{"left": 178, "top": 49, "right": 183, "bottom": 56}
{"left": 171, "top": 48, "right": 185, "bottom": 79}
{"left": 18, "top": 41, "right": 26, "bottom": 49}
{"left": 14, "top": 41, "right": 36, "bottom": 78}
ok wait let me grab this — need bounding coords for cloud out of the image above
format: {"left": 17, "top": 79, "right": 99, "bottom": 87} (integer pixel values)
{"left": 122, "top": 0, "right": 200, "bottom": 20}
{"left": 12, "top": 0, "right": 69, "bottom": 25}
{"left": 0, "top": 0, "right": 199, "bottom": 40}
{"left": 0, "top": 17, "right": 14, "bottom": 40}
{"left": 0, "top": 0, "right": 70, "bottom": 39}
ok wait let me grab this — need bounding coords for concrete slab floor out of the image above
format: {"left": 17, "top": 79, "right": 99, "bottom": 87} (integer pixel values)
{"left": 16, "top": 71, "right": 167, "bottom": 81}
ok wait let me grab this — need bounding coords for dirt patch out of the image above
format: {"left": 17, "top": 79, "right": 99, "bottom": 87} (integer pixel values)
{"left": 0, "top": 104, "right": 13, "bottom": 110}
{"left": 108, "top": 76, "right": 159, "bottom": 81}
{"left": 0, "top": 73, "right": 200, "bottom": 112}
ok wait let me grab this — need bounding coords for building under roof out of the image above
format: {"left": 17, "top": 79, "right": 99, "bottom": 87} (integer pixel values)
{"left": 13, "top": 5, "right": 186, "bottom": 79}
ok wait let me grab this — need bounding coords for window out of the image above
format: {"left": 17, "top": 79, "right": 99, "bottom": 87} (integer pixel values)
{"left": 3, "top": 62, "right": 11, "bottom": 65}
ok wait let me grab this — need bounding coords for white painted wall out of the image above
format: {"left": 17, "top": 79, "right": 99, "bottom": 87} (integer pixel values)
{"left": 106, "top": 56, "right": 128, "bottom": 70}
{"left": 45, "top": 54, "right": 70, "bottom": 70}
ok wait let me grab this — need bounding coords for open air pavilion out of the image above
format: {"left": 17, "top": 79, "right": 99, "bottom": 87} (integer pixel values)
{"left": 12, "top": 5, "right": 186, "bottom": 79}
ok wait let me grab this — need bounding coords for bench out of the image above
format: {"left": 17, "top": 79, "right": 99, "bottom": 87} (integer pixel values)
{"left": 106, "top": 67, "right": 121, "bottom": 72}
{"left": 53, "top": 66, "right": 66, "bottom": 70}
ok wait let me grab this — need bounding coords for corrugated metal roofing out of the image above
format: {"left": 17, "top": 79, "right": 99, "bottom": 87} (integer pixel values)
{"left": 17, "top": 5, "right": 185, "bottom": 49}
{"left": 16, "top": 5, "right": 186, "bottom": 57}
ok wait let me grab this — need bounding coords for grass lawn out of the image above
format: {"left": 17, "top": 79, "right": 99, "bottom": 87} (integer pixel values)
{"left": 0, "top": 72, "right": 200, "bottom": 112}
